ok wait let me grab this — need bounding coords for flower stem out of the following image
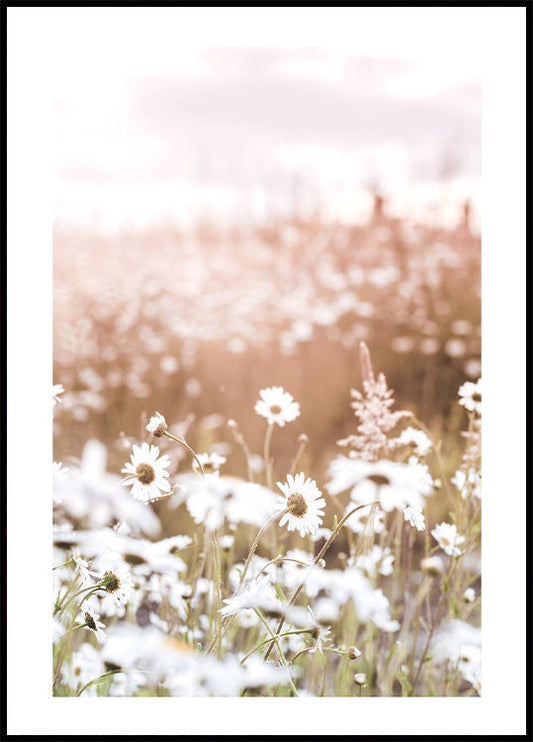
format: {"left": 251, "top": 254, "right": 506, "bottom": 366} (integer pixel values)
{"left": 263, "top": 422, "right": 274, "bottom": 490}
{"left": 164, "top": 431, "right": 205, "bottom": 476}
{"left": 263, "top": 500, "right": 380, "bottom": 660}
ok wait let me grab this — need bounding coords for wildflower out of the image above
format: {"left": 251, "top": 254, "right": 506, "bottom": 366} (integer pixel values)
{"left": 276, "top": 472, "right": 326, "bottom": 537}
{"left": 354, "top": 672, "right": 366, "bottom": 685}
{"left": 396, "top": 427, "right": 432, "bottom": 457}
{"left": 220, "top": 578, "right": 280, "bottom": 618}
{"left": 328, "top": 457, "right": 432, "bottom": 513}
{"left": 72, "top": 550, "right": 98, "bottom": 586}
{"left": 463, "top": 587, "right": 476, "bottom": 603}
{"left": 145, "top": 411, "right": 167, "bottom": 438}
{"left": 220, "top": 534, "right": 234, "bottom": 551}
{"left": 431, "top": 522, "right": 465, "bottom": 557}
{"left": 121, "top": 443, "right": 171, "bottom": 502}
{"left": 452, "top": 468, "right": 481, "bottom": 500}
{"left": 349, "top": 646, "right": 362, "bottom": 660}
{"left": 337, "top": 344, "right": 410, "bottom": 460}
{"left": 79, "top": 609, "right": 106, "bottom": 644}
{"left": 421, "top": 555, "right": 445, "bottom": 576}
{"left": 52, "top": 383, "right": 64, "bottom": 406}
{"left": 61, "top": 643, "right": 104, "bottom": 694}
{"left": 192, "top": 452, "right": 226, "bottom": 476}
{"left": 97, "top": 561, "right": 134, "bottom": 607}
{"left": 255, "top": 386, "right": 300, "bottom": 427}
{"left": 356, "top": 545, "right": 395, "bottom": 578}
{"left": 458, "top": 378, "right": 482, "bottom": 415}
{"left": 403, "top": 505, "right": 425, "bottom": 532}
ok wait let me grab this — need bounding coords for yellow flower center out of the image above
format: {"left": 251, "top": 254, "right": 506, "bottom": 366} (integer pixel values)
{"left": 270, "top": 404, "right": 282, "bottom": 415}
{"left": 136, "top": 463, "right": 155, "bottom": 484}
{"left": 287, "top": 493, "right": 307, "bottom": 518}
{"left": 367, "top": 474, "right": 390, "bottom": 486}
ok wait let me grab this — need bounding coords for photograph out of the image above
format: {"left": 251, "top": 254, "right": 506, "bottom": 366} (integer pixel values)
{"left": 51, "top": 7, "right": 482, "bottom": 700}
{"left": 4, "top": 4, "right": 528, "bottom": 737}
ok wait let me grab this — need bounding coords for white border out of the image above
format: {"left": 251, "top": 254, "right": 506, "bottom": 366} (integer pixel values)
{"left": 7, "top": 6, "right": 527, "bottom": 736}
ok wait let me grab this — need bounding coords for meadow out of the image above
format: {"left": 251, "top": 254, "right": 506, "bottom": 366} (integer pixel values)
{"left": 52, "top": 209, "right": 481, "bottom": 696}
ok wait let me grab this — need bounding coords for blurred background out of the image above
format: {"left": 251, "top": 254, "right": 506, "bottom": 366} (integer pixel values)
{"left": 53, "top": 9, "right": 481, "bottom": 484}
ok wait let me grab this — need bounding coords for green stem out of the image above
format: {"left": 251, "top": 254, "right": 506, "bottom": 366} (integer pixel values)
{"left": 263, "top": 500, "right": 380, "bottom": 660}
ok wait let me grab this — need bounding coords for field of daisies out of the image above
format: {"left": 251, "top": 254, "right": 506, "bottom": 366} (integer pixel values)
{"left": 53, "top": 213, "right": 481, "bottom": 697}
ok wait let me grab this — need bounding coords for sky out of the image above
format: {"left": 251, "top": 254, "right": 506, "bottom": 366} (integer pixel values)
{"left": 52, "top": 8, "right": 482, "bottom": 231}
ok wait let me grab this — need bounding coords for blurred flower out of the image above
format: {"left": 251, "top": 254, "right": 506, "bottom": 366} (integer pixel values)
{"left": 255, "top": 386, "right": 300, "bottom": 427}
{"left": 458, "top": 378, "right": 482, "bottom": 415}
{"left": 463, "top": 587, "right": 476, "bottom": 603}
{"left": 403, "top": 505, "right": 425, "bottom": 532}
{"left": 356, "top": 545, "right": 395, "bottom": 578}
{"left": 421, "top": 555, "right": 445, "bottom": 576}
{"left": 431, "top": 522, "right": 465, "bottom": 557}
{"left": 396, "top": 427, "right": 432, "bottom": 457}
{"left": 277, "top": 472, "right": 326, "bottom": 537}
{"left": 451, "top": 468, "right": 481, "bottom": 500}
{"left": 391, "top": 336, "right": 415, "bottom": 354}
{"left": 328, "top": 457, "right": 432, "bottom": 513}
{"left": 160, "top": 355, "right": 179, "bottom": 374}
{"left": 419, "top": 337, "right": 440, "bottom": 355}
{"left": 354, "top": 672, "right": 367, "bottom": 685}
{"left": 121, "top": 443, "right": 171, "bottom": 502}
{"left": 193, "top": 452, "right": 227, "bottom": 476}
{"left": 445, "top": 338, "right": 467, "bottom": 358}
{"left": 61, "top": 643, "right": 105, "bottom": 694}
{"left": 72, "top": 550, "right": 98, "bottom": 586}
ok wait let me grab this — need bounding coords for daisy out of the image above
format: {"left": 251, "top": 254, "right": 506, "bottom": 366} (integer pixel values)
{"left": 463, "top": 587, "right": 476, "bottom": 603}
{"left": 403, "top": 505, "right": 426, "bottom": 532}
{"left": 79, "top": 609, "right": 107, "bottom": 644}
{"left": 72, "top": 550, "right": 98, "bottom": 586}
{"left": 431, "top": 522, "right": 465, "bottom": 557}
{"left": 121, "top": 443, "right": 172, "bottom": 502}
{"left": 277, "top": 472, "right": 326, "bottom": 537}
{"left": 145, "top": 411, "right": 167, "bottom": 438}
{"left": 192, "top": 452, "right": 227, "bottom": 476}
{"left": 97, "top": 561, "right": 134, "bottom": 608}
{"left": 458, "top": 378, "right": 482, "bottom": 415}
{"left": 396, "top": 427, "right": 433, "bottom": 457}
{"left": 255, "top": 386, "right": 300, "bottom": 427}
{"left": 421, "top": 555, "right": 445, "bottom": 576}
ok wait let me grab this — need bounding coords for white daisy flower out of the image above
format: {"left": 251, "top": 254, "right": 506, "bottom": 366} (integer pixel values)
{"left": 145, "top": 411, "right": 167, "bottom": 438}
{"left": 463, "top": 587, "right": 476, "bottom": 603}
{"left": 458, "top": 378, "right": 481, "bottom": 415}
{"left": 193, "top": 452, "right": 227, "bottom": 476}
{"left": 396, "top": 427, "right": 433, "bottom": 457}
{"left": 79, "top": 609, "right": 107, "bottom": 644}
{"left": 72, "top": 550, "right": 98, "bottom": 586}
{"left": 121, "top": 443, "right": 172, "bottom": 502}
{"left": 254, "top": 386, "right": 300, "bottom": 427}
{"left": 421, "top": 555, "right": 446, "bottom": 576}
{"left": 403, "top": 505, "right": 426, "bottom": 532}
{"left": 96, "top": 560, "right": 134, "bottom": 608}
{"left": 431, "top": 522, "right": 465, "bottom": 557}
{"left": 276, "top": 472, "right": 326, "bottom": 537}
{"left": 327, "top": 456, "right": 433, "bottom": 513}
